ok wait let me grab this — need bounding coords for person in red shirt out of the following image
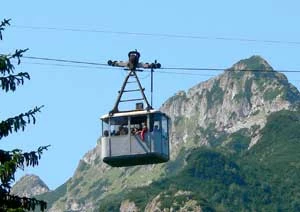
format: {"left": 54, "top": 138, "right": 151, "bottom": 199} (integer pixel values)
{"left": 140, "top": 123, "right": 148, "bottom": 141}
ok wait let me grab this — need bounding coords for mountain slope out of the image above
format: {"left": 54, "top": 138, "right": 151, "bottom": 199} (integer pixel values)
{"left": 32, "top": 55, "right": 300, "bottom": 211}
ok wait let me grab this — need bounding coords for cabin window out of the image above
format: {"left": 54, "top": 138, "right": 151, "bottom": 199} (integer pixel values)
{"left": 102, "top": 120, "right": 109, "bottom": 137}
{"left": 161, "top": 115, "right": 169, "bottom": 155}
{"left": 110, "top": 116, "right": 129, "bottom": 136}
{"left": 151, "top": 113, "right": 162, "bottom": 132}
{"left": 129, "top": 115, "right": 147, "bottom": 135}
{"left": 161, "top": 115, "right": 168, "bottom": 137}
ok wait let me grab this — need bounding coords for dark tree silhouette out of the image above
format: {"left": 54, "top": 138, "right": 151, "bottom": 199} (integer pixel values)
{"left": 0, "top": 19, "right": 48, "bottom": 211}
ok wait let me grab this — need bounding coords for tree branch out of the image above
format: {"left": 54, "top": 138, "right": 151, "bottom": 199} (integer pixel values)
{"left": 0, "top": 106, "right": 44, "bottom": 140}
{"left": 0, "top": 189, "right": 47, "bottom": 211}
{"left": 0, "top": 145, "right": 50, "bottom": 190}
{"left": 0, "top": 72, "right": 30, "bottom": 92}
{"left": 0, "top": 55, "right": 14, "bottom": 75}
{"left": 0, "top": 49, "right": 29, "bottom": 76}
{"left": 0, "top": 19, "right": 11, "bottom": 40}
{"left": 8, "top": 49, "right": 29, "bottom": 65}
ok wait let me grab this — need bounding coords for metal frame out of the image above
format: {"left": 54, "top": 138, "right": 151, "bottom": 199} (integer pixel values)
{"left": 107, "top": 50, "right": 160, "bottom": 115}
{"left": 109, "top": 70, "right": 152, "bottom": 115}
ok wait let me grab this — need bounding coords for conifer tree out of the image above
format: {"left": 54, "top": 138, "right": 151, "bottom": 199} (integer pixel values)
{"left": 0, "top": 19, "right": 48, "bottom": 211}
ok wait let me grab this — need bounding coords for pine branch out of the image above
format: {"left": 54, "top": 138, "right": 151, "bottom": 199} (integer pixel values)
{"left": 0, "top": 106, "right": 44, "bottom": 140}
{"left": 0, "top": 188, "right": 47, "bottom": 211}
{"left": 0, "top": 72, "right": 30, "bottom": 92}
{"left": 1, "top": 49, "right": 29, "bottom": 76}
{"left": 0, "top": 18, "right": 11, "bottom": 40}
{"left": 0, "top": 146, "right": 50, "bottom": 190}
{"left": 9, "top": 49, "right": 29, "bottom": 65}
{"left": 0, "top": 55, "right": 14, "bottom": 75}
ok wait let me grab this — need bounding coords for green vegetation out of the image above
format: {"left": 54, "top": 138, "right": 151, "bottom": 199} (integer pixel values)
{"left": 233, "top": 91, "right": 243, "bottom": 102}
{"left": 251, "top": 110, "right": 260, "bottom": 116}
{"left": 76, "top": 160, "right": 91, "bottom": 172}
{"left": 282, "top": 84, "right": 300, "bottom": 103}
{"left": 263, "top": 87, "right": 282, "bottom": 101}
{"left": 234, "top": 77, "right": 253, "bottom": 103}
{"left": 229, "top": 111, "right": 237, "bottom": 120}
{"left": 173, "top": 115, "right": 184, "bottom": 126}
{"left": 250, "top": 124, "right": 260, "bottom": 133}
{"left": 242, "top": 110, "right": 300, "bottom": 211}
{"left": 253, "top": 72, "right": 267, "bottom": 91}
{"left": 36, "top": 180, "right": 69, "bottom": 209}
{"left": 206, "top": 80, "right": 224, "bottom": 109}
{"left": 82, "top": 179, "right": 109, "bottom": 202}
{"left": 165, "top": 147, "right": 186, "bottom": 175}
{"left": 229, "top": 71, "right": 244, "bottom": 82}
{"left": 199, "top": 123, "right": 216, "bottom": 138}
{"left": 225, "top": 129, "right": 250, "bottom": 154}
{"left": 244, "top": 78, "right": 253, "bottom": 104}
{"left": 246, "top": 110, "right": 300, "bottom": 168}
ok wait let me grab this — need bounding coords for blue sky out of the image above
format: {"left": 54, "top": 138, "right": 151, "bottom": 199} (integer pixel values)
{"left": 1, "top": 1, "right": 300, "bottom": 189}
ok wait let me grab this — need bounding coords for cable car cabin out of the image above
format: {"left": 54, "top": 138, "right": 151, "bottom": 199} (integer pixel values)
{"left": 101, "top": 110, "right": 170, "bottom": 167}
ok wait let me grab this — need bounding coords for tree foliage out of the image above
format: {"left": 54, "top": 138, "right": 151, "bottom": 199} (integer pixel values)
{"left": 0, "top": 19, "right": 48, "bottom": 211}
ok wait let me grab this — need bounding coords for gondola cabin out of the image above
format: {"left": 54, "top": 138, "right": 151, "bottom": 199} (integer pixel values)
{"left": 101, "top": 110, "right": 170, "bottom": 167}
{"left": 101, "top": 50, "right": 169, "bottom": 167}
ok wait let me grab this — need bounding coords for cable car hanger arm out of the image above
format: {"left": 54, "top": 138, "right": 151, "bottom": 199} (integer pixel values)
{"left": 107, "top": 50, "right": 161, "bottom": 115}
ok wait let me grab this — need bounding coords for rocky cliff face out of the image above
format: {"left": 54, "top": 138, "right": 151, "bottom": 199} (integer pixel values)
{"left": 39, "top": 55, "right": 300, "bottom": 211}
{"left": 11, "top": 174, "right": 49, "bottom": 198}
{"left": 162, "top": 55, "right": 299, "bottom": 153}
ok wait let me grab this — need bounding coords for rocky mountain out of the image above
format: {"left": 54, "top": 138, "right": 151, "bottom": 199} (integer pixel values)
{"left": 11, "top": 174, "right": 49, "bottom": 198}
{"left": 163, "top": 56, "right": 297, "bottom": 146}
{"left": 23, "top": 55, "right": 300, "bottom": 211}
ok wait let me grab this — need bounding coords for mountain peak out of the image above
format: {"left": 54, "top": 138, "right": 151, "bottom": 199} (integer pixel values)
{"left": 230, "top": 55, "right": 273, "bottom": 71}
{"left": 11, "top": 174, "right": 50, "bottom": 197}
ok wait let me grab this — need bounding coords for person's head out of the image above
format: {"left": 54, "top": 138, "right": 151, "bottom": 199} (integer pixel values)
{"left": 103, "top": 130, "right": 109, "bottom": 137}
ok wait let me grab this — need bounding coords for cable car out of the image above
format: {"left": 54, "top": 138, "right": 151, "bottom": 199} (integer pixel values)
{"left": 100, "top": 51, "right": 170, "bottom": 167}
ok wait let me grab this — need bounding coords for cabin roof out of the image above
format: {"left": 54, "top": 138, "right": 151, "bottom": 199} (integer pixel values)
{"left": 101, "top": 109, "right": 167, "bottom": 119}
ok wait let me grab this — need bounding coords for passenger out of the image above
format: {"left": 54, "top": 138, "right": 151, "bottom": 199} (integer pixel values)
{"left": 116, "top": 126, "right": 123, "bottom": 136}
{"left": 111, "top": 130, "right": 116, "bottom": 136}
{"left": 120, "top": 125, "right": 128, "bottom": 135}
{"left": 153, "top": 125, "right": 160, "bottom": 132}
{"left": 131, "top": 127, "right": 136, "bottom": 135}
{"left": 103, "top": 130, "right": 109, "bottom": 137}
{"left": 123, "top": 126, "right": 129, "bottom": 135}
{"left": 131, "top": 129, "right": 136, "bottom": 135}
{"left": 137, "top": 123, "right": 142, "bottom": 131}
{"left": 131, "top": 124, "right": 141, "bottom": 135}
{"left": 140, "top": 122, "right": 148, "bottom": 141}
